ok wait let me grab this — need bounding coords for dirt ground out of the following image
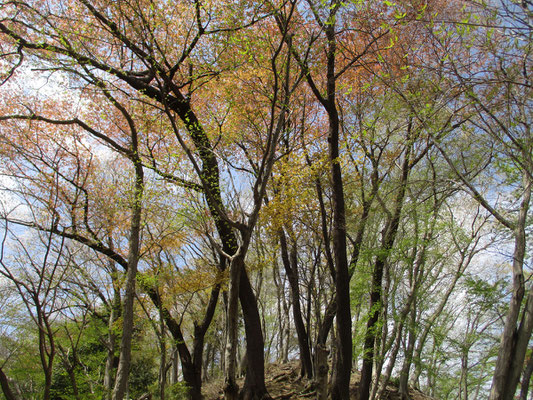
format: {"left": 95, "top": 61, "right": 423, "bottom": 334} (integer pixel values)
{"left": 202, "top": 361, "right": 435, "bottom": 399}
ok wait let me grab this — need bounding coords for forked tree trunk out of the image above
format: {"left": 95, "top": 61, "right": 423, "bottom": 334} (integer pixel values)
{"left": 142, "top": 273, "right": 221, "bottom": 400}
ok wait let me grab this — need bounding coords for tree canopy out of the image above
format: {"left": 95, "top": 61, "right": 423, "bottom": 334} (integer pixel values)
{"left": 0, "top": 0, "right": 531, "bottom": 399}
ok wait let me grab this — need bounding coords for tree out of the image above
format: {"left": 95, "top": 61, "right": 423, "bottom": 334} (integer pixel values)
{"left": 0, "top": 1, "right": 295, "bottom": 398}
{"left": 420, "top": 2, "right": 532, "bottom": 397}
{"left": 274, "top": 1, "right": 392, "bottom": 396}
{"left": 0, "top": 0, "right": 529, "bottom": 398}
{"left": 0, "top": 221, "right": 69, "bottom": 400}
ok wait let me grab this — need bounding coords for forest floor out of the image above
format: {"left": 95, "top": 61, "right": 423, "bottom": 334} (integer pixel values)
{"left": 203, "top": 361, "right": 435, "bottom": 399}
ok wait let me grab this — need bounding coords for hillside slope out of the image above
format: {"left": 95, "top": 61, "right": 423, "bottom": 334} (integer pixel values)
{"left": 203, "top": 362, "right": 435, "bottom": 399}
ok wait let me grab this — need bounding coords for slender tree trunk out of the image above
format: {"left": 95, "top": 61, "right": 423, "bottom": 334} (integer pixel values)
{"left": 375, "top": 320, "right": 404, "bottom": 400}
{"left": 159, "top": 313, "right": 167, "bottom": 400}
{"left": 272, "top": 260, "right": 286, "bottom": 362}
{"left": 297, "top": 3, "right": 351, "bottom": 396}
{"left": 359, "top": 139, "right": 412, "bottom": 400}
{"left": 460, "top": 349, "right": 469, "bottom": 400}
{"left": 305, "top": 253, "right": 317, "bottom": 358}
{"left": 279, "top": 230, "right": 313, "bottom": 378}
{"left": 35, "top": 305, "right": 55, "bottom": 400}
{"left": 111, "top": 263, "right": 136, "bottom": 400}
{"left": 399, "top": 306, "right": 417, "bottom": 400}
{"left": 358, "top": 255, "right": 385, "bottom": 400}
{"left": 105, "top": 279, "right": 121, "bottom": 400}
{"left": 66, "top": 364, "right": 81, "bottom": 400}
{"left": 519, "top": 348, "right": 533, "bottom": 400}
{"left": 411, "top": 255, "right": 470, "bottom": 386}
{"left": 203, "top": 342, "right": 212, "bottom": 382}
{"left": 283, "top": 314, "right": 290, "bottom": 364}
{"left": 371, "top": 264, "right": 392, "bottom": 400}
{"left": 112, "top": 163, "right": 143, "bottom": 400}
{"left": 314, "top": 297, "right": 336, "bottom": 399}
{"left": 171, "top": 346, "right": 179, "bottom": 385}
{"left": 224, "top": 255, "right": 244, "bottom": 400}
{"left": 146, "top": 276, "right": 221, "bottom": 400}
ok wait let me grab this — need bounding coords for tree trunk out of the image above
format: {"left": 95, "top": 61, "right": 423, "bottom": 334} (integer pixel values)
{"left": 460, "top": 348, "right": 469, "bottom": 400}
{"left": 224, "top": 255, "right": 243, "bottom": 400}
{"left": 181, "top": 360, "right": 203, "bottom": 400}
{"left": 399, "top": 307, "right": 417, "bottom": 400}
{"left": 359, "top": 139, "right": 411, "bottom": 400}
{"left": 374, "top": 320, "right": 404, "bottom": 400}
{"left": 490, "top": 173, "right": 531, "bottom": 400}
{"left": 66, "top": 364, "right": 81, "bottom": 400}
{"left": 358, "top": 256, "right": 385, "bottom": 400}
{"left": 411, "top": 254, "right": 470, "bottom": 386}
{"left": 279, "top": 230, "right": 313, "bottom": 379}
{"left": 112, "top": 163, "right": 143, "bottom": 400}
{"left": 519, "top": 348, "right": 533, "bottom": 400}
{"left": 0, "top": 367, "right": 18, "bottom": 400}
{"left": 142, "top": 277, "right": 211, "bottom": 399}
{"left": 508, "top": 287, "right": 533, "bottom": 400}
{"left": 239, "top": 268, "right": 272, "bottom": 400}
{"left": 111, "top": 258, "right": 137, "bottom": 400}
{"left": 325, "top": 30, "right": 352, "bottom": 400}
{"left": 105, "top": 278, "right": 121, "bottom": 400}
{"left": 371, "top": 264, "right": 392, "bottom": 400}
{"left": 316, "top": 343, "right": 329, "bottom": 400}
{"left": 171, "top": 346, "right": 179, "bottom": 385}
{"left": 159, "top": 313, "right": 167, "bottom": 400}
{"left": 203, "top": 342, "right": 212, "bottom": 382}
{"left": 35, "top": 304, "right": 55, "bottom": 400}
{"left": 297, "top": 3, "right": 351, "bottom": 396}
{"left": 272, "top": 260, "right": 287, "bottom": 363}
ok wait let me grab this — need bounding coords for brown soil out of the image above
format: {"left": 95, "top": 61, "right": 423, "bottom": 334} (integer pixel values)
{"left": 202, "top": 361, "right": 435, "bottom": 399}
